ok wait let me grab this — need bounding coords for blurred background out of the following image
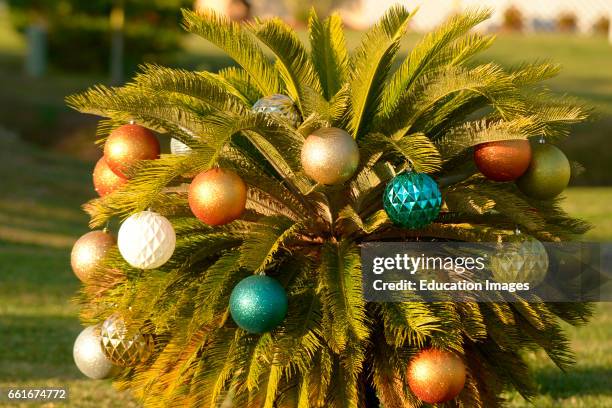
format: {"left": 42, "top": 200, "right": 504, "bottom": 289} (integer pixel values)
{"left": 0, "top": 0, "right": 610, "bottom": 406}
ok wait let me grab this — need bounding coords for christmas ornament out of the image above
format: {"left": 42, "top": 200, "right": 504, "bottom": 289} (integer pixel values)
{"left": 517, "top": 143, "right": 571, "bottom": 199}
{"left": 188, "top": 168, "right": 247, "bottom": 226}
{"left": 93, "top": 156, "right": 128, "bottom": 196}
{"left": 73, "top": 325, "right": 118, "bottom": 379}
{"left": 474, "top": 139, "right": 532, "bottom": 182}
{"left": 301, "top": 127, "right": 360, "bottom": 185}
{"left": 71, "top": 230, "right": 116, "bottom": 282}
{"left": 170, "top": 138, "right": 192, "bottom": 156}
{"left": 491, "top": 237, "right": 549, "bottom": 286}
{"left": 104, "top": 124, "right": 160, "bottom": 178}
{"left": 100, "top": 314, "right": 154, "bottom": 366}
{"left": 383, "top": 172, "right": 442, "bottom": 229}
{"left": 252, "top": 94, "right": 301, "bottom": 128}
{"left": 407, "top": 348, "right": 466, "bottom": 404}
{"left": 229, "top": 275, "right": 288, "bottom": 334}
{"left": 117, "top": 211, "right": 176, "bottom": 269}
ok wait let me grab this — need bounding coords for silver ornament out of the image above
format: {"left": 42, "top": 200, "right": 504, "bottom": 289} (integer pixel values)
{"left": 301, "top": 127, "right": 360, "bottom": 185}
{"left": 491, "top": 238, "right": 549, "bottom": 286}
{"left": 100, "top": 314, "right": 154, "bottom": 367}
{"left": 252, "top": 94, "right": 301, "bottom": 128}
{"left": 73, "top": 325, "right": 118, "bottom": 380}
{"left": 118, "top": 211, "right": 176, "bottom": 269}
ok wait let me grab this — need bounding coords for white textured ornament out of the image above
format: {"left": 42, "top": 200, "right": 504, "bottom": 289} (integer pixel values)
{"left": 73, "top": 325, "right": 118, "bottom": 380}
{"left": 118, "top": 211, "right": 176, "bottom": 269}
{"left": 170, "top": 138, "right": 192, "bottom": 156}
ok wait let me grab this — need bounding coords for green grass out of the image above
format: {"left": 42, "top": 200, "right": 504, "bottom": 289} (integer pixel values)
{"left": 0, "top": 134, "right": 611, "bottom": 407}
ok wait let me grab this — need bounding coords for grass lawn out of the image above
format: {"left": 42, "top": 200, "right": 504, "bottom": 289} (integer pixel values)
{"left": 0, "top": 133, "right": 610, "bottom": 407}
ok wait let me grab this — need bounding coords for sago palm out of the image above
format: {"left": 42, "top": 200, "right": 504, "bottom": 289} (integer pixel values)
{"left": 67, "top": 6, "right": 590, "bottom": 407}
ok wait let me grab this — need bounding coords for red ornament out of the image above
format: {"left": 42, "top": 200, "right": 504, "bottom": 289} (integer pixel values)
{"left": 104, "top": 124, "right": 160, "bottom": 178}
{"left": 407, "top": 348, "right": 466, "bottom": 404}
{"left": 474, "top": 140, "right": 532, "bottom": 182}
{"left": 93, "top": 157, "right": 127, "bottom": 196}
{"left": 188, "top": 168, "right": 247, "bottom": 226}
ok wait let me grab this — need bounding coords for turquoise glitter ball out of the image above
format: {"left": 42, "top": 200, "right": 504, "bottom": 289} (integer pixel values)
{"left": 252, "top": 94, "right": 301, "bottom": 128}
{"left": 383, "top": 172, "right": 442, "bottom": 229}
{"left": 229, "top": 275, "right": 288, "bottom": 334}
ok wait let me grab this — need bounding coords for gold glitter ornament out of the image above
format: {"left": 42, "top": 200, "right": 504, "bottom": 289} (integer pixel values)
{"left": 100, "top": 314, "right": 154, "bottom": 367}
{"left": 491, "top": 237, "right": 549, "bottom": 286}
{"left": 301, "top": 127, "right": 360, "bottom": 185}
{"left": 70, "top": 230, "right": 116, "bottom": 282}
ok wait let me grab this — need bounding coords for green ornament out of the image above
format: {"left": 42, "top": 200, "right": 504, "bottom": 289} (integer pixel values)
{"left": 229, "top": 275, "right": 288, "bottom": 334}
{"left": 516, "top": 143, "right": 570, "bottom": 199}
{"left": 383, "top": 172, "right": 442, "bottom": 229}
{"left": 491, "top": 238, "right": 549, "bottom": 286}
{"left": 252, "top": 94, "right": 301, "bottom": 128}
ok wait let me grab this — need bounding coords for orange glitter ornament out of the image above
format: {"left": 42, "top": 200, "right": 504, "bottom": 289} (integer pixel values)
{"left": 104, "top": 124, "right": 160, "bottom": 178}
{"left": 93, "top": 157, "right": 127, "bottom": 196}
{"left": 188, "top": 168, "right": 247, "bottom": 226}
{"left": 407, "top": 348, "right": 466, "bottom": 404}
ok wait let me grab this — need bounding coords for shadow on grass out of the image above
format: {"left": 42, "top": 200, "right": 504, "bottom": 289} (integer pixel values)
{"left": 0, "top": 314, "right": 82, "bottom": 382}
{"left": 535, "top": 366, "right": 612, "bottom": 398}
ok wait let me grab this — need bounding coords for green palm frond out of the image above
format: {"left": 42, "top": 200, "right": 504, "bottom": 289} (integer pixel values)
{"left": 182, "top": 9, "right": 282, "bottom": 96}
{"left": 445, "top": 32, "right": 496, "bottom": 66}
{"left": 218, "top": 66, "right": 264, "bottom": 105}
{"left": 309, "top": 11, "right": 349, "bottom": 100}
{"left": 247, "top": 18, "right": 321, "bottom": 114}
{"left": 239, "top": 216, "right": 302, "bottom": 273}
{"left": 348, "top": 5, "right": 414, "bottom": 138}
{"left": 134, "top": 64, "right": 250, "bottom": 109}
{"left": 319, "top": 240, "right": 369, "bottom": 353}
{"left": 363, "top": 132, "right": 442, "bottom": 173}
{"left": 385, "top": 63, "right": 522, "bottom": 135}
{"left": 381, "top": 9, "right": 492, "bottom": 118}
{"left": 66, "top": 85, "right": 209, "bottom": 139}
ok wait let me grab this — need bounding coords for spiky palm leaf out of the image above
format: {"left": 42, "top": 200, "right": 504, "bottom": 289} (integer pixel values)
{"left": 69, "top": 6, "right": 591, "bottom": 408}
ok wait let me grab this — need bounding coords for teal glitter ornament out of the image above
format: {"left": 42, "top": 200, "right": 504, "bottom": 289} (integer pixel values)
{"left": 229, "top": 275, "right": 288, "bottom": 334}
{"left": 252, "top": 94, "right": 301, "bottom": 128}
{"left": 383, "top": 172, "right": 442, "bottom": 229}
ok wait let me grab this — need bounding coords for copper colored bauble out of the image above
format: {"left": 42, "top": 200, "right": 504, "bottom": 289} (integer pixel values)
{"left": 93, "top": 157, "right": 127, "bottom": 196}
{"left": 73, "top": 325, "right": 119, "bottom": 379}
{"left": 70, "top": 230, "right": 116, "bottom": 282}
{"left": 301, "top": 127, "right": 360, "bottom": 185}
{"left": 104, "top": 124, "right": 160, "bottom": 178}
{"left": 188, "top": 168, "right": 247, "bottom": 226}
{"left": 474, "top": 139, "right": 532, "bottom": 182}
{"left": 517, "top": 143, "right": 570, "bottom": 199}
{"left": 100, "top": 314, "right": 154, "bottom": 367}
{"left": 407, "top": 348, "right": 466, "bottom": 404}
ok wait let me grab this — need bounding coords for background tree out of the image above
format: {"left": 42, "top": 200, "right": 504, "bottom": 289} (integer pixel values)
{"left": 7, "top": 0, "right": 192, "bottom": 76}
